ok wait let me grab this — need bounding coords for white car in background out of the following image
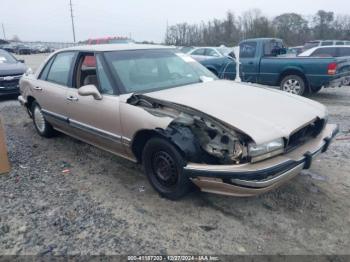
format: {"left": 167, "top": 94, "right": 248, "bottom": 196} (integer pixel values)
{"left": 299, "top": 45, "right": 350, "bottom": 58}
{"left": 188, "top": 46, "right": 234, "bottom": 61}
{"left": 303, "top": 40, "right": 350, "bottom": 51}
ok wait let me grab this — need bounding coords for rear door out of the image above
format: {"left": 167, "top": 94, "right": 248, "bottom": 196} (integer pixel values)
{"left": 65, "top": 52, "right": 126, "bottom": 155}
{"left": 32, "top": 51, "right": 76, "bottom": 129}
{"left": 239, "top": 41, "right": 259, "bottom": 82}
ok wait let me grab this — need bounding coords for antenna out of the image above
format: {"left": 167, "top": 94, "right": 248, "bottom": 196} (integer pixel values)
{"left": 1, "top": 23, "right": 6, "bottom": 40}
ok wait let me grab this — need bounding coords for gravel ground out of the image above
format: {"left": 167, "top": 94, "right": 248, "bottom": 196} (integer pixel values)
{"left": 0, "top": 55, "right": 350, "bottom": 256}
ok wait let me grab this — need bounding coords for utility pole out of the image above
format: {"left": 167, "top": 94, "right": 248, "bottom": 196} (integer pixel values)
{"left": 1, "top": 23, "right": 6, "bottom": 40}
{"left": 69, "top": 0, "right": 76, "bottom": 42}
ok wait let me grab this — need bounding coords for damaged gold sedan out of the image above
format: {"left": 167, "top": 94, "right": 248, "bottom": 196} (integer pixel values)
{"left": 18, "top": 44, "right": 339, "bottom": 199}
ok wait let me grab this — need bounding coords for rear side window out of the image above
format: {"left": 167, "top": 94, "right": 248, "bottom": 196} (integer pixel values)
{"left": 311, "top": 48, "right": 337, "bottom": 57}
{"left": 47, "top": 52, "right": 75, "bottom": 86}
{"left": 338, "top": 47, "right": 350, "bottom": 57}
{"left": 240, "top": 42, "right": 257, "bottom": 58}
{"left": 39, "top": 57, "right": 54, "bottom": 80}
{"left": 205, "top": 48, "right": 220, "bottom": 57}
{"left": 191, "top": 48, "right": 205, "bottom": 56}
{"left": 336, "top": 41, "right": 345, "bottom": 45}
{"left": 264, "top": 40, "right": 284, "bottom": 56}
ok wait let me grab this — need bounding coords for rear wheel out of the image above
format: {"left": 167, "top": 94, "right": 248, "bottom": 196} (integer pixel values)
{"left": 142, "top": 137, "right": 192, "bottom": 200}
{"left": 31, "top": 102, "right": 55, "bottom": 138}
{"left": 280, "top": 75, "right": 306, "bottom": 96}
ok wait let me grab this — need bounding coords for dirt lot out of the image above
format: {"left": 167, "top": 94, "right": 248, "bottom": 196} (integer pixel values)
{"left": 0, "top": 54, "right": 349, "bottom": 256}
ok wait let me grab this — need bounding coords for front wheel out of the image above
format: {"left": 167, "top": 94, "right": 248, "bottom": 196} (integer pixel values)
{"left": 142, "top": 137, "right": 192, "bottom": 200}
{"left": 280, "top": 75, "right": 306, "bottom": 96}
{"left": 31, "top": 102, "right": 55, "bottom": 138}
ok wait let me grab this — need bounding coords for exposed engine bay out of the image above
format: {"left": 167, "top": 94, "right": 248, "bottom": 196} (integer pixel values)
{"left": 128, "top": 94, "right": 250, "bottom": 164}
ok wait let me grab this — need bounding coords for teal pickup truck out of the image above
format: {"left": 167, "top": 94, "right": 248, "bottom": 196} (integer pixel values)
{"left": 200, "top": 38, "right": 350, "bottom": 96}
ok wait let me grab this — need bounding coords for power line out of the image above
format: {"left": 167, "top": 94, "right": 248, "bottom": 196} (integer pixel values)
{"left": 1, "top": 23, "right": 6, "bottom": 40}
{"left": 69, "top": 0, "right": 76, "bottom": 42}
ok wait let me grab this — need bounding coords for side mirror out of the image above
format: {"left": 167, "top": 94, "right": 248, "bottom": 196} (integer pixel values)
{"left": 78, "top": 85, "right": 102, "bottom": 100}
{"left": 18, "top": 59, "right": 25, "bottom": 63}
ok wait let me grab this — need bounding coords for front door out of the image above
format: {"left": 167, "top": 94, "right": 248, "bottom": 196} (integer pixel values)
{"left": 64, "top": 52, "right": 126, "bottom": 156}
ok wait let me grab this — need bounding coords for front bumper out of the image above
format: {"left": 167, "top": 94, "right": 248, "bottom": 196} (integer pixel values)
{"left": 0, "top": 88, "right": 19, "bottom": 96}
{"left": 185, "top": 124, "right": 339, "bottom": 197}
{"left": 0, "top": 75, "right": 21, "bottom": 96}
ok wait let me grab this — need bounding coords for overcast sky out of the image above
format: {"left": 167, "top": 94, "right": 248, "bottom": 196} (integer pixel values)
{"left": 2, "top": 0, "right": 349, "bottom": 43}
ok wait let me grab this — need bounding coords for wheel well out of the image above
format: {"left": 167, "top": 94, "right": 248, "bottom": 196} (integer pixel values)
{"left": 26, "top": 96, "right": 36, "bottom": 117}
{"left": 26, "top": 96, "right": 36, "bottom": 109}
{"left": 279, "top": 70, "right": 309, "bottom": 91}
{"left": 131, "top": 130, "right": 162, "bottom": 163}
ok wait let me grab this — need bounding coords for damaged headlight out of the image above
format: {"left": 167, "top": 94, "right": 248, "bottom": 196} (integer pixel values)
{"left": 248, "top": 138, "right": 284, "bottom": 163}
{"left": 180, "top": 115, "right": 248, "bottom": 164}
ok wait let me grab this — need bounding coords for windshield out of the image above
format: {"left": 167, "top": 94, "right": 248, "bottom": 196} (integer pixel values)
{"left": 0, "top": 50, "right": 17, "bottom": 64}
{"left": 104, "top": 49, "right": 217, "bottom": 94}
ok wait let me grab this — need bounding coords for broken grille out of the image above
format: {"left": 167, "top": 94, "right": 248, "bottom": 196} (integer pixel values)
{"left": 286, "top": 118, "right": 325, "bottom": 152}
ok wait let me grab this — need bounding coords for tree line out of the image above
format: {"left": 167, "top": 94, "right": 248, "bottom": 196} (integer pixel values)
{"left": 164, "top": 10, "right": 350, "bottom": 47}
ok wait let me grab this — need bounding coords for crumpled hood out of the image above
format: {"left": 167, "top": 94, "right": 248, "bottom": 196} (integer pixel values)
{"left": 0, "top": 62, "right": 26, "bottom": 76}
{"left": 144, "top": 80, "right": 327, "bottom": 144}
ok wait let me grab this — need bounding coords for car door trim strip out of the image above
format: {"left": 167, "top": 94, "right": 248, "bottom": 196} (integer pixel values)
{"left": 41, "top": 109, "right": 131, "bottom": 146}
{"left": 41, "top": 109, "right": 68, "bottom": 122}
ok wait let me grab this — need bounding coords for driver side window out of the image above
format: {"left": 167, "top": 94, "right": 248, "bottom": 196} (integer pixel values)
{"left": 74, "top": 53, "right": 114, "bottom": 95}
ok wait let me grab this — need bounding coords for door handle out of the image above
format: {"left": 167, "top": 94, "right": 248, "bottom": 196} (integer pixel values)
{"left": 248, "top": 62, "right": 254, "bottom": 65}
{"left": 66, "top": 96, "right": 79, "bottom": 102}
{"left": 33, "top": 86, "right": 42, "bottom": 91}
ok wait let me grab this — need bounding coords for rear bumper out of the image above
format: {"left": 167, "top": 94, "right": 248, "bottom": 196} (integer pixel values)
{"left": 326, "top": 75, "right": 350, "bottom": 88}
{"left": 185, "top": 124, "right": 339, "bottom": 197}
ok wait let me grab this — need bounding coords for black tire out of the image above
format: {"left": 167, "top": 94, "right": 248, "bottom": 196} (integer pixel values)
{"left": 142, "top": 137, "right": 192, "bottom": 200}
{"left": 280, "top": 75, "right": 306, "bottom": 96}
{"left": 311, "top": 86, "right": 323, "bottom": 93}
{"left": 31, "top": 102, "right": 55, "bottom": 138}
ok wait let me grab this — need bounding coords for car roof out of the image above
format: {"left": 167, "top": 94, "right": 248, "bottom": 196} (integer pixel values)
{"left": 59, "top": 43, "right": 173, "bottom": 52}
{"left": 240, "top": 38, "right": 283, "bottom": 43}
{"left": 311, "top": 45, "right": 350, "bottom": 50}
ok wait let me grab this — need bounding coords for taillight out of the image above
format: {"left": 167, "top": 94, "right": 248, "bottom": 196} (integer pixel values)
{"left": 328, "top": 63, "right": 337, "bottom": 75}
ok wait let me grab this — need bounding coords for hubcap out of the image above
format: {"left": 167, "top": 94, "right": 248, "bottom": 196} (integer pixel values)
{"left": 282, "top": 79, "right": 302, "bottom": 95}
{"left": 34, "top": 106, "right": 46, "bottom": 133}
{"left": 152, "top": 151, "right": 178, "bottom": 187}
